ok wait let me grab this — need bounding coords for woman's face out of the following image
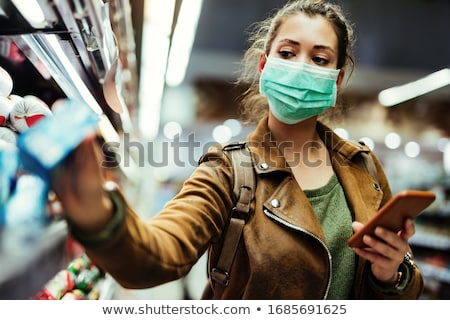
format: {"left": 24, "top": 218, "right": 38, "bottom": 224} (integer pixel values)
{"left": 268, "top": 12, "right": 340, "bottom": 70}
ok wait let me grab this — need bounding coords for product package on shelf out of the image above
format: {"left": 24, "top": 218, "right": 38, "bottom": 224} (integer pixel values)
{"left": 0, "top": 67, "right": 106, "bottom": 300}
{"left": 1, "top": 65, "right": 100, "bottom": 226}
{"left": 0, "top": 143, "right": 18, "bottom": 212}
{"left": 0, "top": 96, "right": 100, "bottom": 229}
{"left": 17, "top": 98, "right": 100, "bottom": 181}
{"left": 0, "top": 67, "right": 53, "bottom": 227}
{"left": 1, "top": 174, "right": 48, "bottom": 227}
{"left": 0, "top": 65, "right": 13, "bottom": 97}
{"left": 33, "top": 253, "right": 105, "bottom": 300}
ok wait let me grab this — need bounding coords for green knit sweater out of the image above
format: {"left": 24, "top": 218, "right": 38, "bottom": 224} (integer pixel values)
{"left": 304, "top": 174, "right": 355, "bottom": 299}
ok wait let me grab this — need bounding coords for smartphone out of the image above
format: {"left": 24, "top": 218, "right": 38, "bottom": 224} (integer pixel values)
{"left": 347, "top": 190, "right": 436, "bottom": 248}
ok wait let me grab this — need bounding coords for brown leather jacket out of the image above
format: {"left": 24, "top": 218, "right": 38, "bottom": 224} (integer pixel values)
{"left": 79, "top": 117, "right": 423, "bottom": 299}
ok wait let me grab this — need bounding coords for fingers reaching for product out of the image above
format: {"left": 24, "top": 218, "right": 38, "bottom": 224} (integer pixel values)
{"left": 51, "top": 135, "right": 114, "bottom": 233}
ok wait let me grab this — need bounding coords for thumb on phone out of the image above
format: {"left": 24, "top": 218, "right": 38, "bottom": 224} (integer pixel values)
{"left": 351, "top": 221, "right": 364, "bottom": 233}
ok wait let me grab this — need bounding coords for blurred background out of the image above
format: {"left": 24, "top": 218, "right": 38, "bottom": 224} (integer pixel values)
{"left": 0, "top": 0, "right": 449, "bottom": 300}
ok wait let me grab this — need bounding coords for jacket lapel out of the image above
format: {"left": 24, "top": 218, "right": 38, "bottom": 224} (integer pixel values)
{"left": 247, "top": 117, "right": 383, "bottom": 228}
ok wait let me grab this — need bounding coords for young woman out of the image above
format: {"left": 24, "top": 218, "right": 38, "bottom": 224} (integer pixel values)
{"left": 51, "top": 0, "right": 423, "bottom": 299}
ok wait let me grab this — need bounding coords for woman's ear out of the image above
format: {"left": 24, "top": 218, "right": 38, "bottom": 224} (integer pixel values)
{"left": 258, "top": 53, "right": 267, "bottom": 74}
{"left": 336, "top": 68, "right": 345, "bottom": 90}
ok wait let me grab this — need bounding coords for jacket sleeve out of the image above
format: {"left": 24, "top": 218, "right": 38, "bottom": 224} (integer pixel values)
{"left": 358, "top": 258, "right": 424, "bottom": 299}
{"left": 71, "top": 147, "right": 235, "bottom": 289}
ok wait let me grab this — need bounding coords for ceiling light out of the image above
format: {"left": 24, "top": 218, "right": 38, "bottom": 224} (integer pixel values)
{"left": 404, "top": 141, "right": 420, "bottom": 158}
{"left": 138, "top": 0, "right": 175, "bottom": 139}
{"left": 165, "top": 0, "right": 203, "bottom": 87}
{"left": 212, "top": 125, "right": 232, "bottom": 143}
{"left": 384, "top": 132, "right": 401, "bottom": 149}
{"left": 437, "top": 137, "right": 449, "bottom": 152}
{"left": 378, "top": 68, "right": 450, "bottom": 107}
{"left": 443, "top": 140, "right": 450, "bottom": 176}
{"left": 12, "top": 0, "right": 46, "bottom": 29}
{"left": 223, "top": 119, "right": 242, "bottom": 137}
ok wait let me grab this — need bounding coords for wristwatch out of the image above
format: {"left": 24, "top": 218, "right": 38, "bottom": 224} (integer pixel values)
{"left": 69, "top": 181, "right": 125, "bottom": 245}
{"left": 369, "top": 252, "right": 416, "bottom": 294}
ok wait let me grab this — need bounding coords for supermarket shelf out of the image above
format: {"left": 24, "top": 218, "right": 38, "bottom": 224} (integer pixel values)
{"left": 416, "top": 260, "right": 450, "bottom": 284}
{"left": 410, "top": 231, "right": 450, "bottom": 251}
{"left": 98, "top": 274, "right": 118, "bottom": 300}
{"left": 0, "top": 220, "right": 68, "bottom": 299}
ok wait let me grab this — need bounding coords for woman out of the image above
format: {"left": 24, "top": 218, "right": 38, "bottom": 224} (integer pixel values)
{"left": 51, "top": 0, "right": 423, "bottom": 299}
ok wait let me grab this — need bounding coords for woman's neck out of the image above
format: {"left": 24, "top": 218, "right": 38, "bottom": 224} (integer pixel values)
{"left": 268, "top": 113, "right": 333, "bottom": 189}
{"left": 268, "top": 113, "right": 321, "bottom": 152}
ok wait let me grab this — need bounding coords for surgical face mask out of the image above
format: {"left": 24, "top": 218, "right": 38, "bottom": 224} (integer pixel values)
{"left": 259, "top": 56, "right": 340, "bottom": 125}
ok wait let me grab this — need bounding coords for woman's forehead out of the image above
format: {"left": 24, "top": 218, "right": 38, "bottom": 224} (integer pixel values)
{"left": 273, "top": 12, "right": 338, "bottom": 49}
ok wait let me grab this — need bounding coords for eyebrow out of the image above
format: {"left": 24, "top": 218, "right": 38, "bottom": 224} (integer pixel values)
{"left": 278, "top": 39, "right": 336, "bottom": 54}
{"left": 279, "top": 38, "right": 300, "bottom": 46}
{"left": 313, "top": 45, "right": 336, "bottom": 55}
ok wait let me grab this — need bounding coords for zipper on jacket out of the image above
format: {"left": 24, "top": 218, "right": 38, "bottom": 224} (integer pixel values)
{"left": 263, "top": 208, "right": 332, "bottom": 299}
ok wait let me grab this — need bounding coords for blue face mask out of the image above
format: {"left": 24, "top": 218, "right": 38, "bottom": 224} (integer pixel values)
{"left": 259, "top": 56, "right": 340, "bottom": 124}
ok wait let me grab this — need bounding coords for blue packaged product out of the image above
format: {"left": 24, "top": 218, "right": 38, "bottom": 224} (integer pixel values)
{"left": 0, "top": 148, "right": 18, "bottom": 204}
{"left": 0, "top": 148, "right": 19, "bottom": 226}
{"left": 17, "top": 99, "right": 100, "bottom": 180}
{"left": 2, "top": 174, "right": 49, "bottom": 227}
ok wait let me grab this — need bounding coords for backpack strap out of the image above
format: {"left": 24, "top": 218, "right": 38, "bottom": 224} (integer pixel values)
{"left": 210, "top": 142, "right": 255, "bottom": 299}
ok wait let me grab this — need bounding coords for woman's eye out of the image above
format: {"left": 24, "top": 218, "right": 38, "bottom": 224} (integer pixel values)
{"left": 278, "top": 51, "right": 295, "bottom": 59}
{"left": 312, "top": 56, "right": 329, "bottom": 65}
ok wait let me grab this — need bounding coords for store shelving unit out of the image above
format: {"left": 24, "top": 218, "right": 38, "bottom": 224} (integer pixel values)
{"left": 410, "top": 182, "right": 450, "bottom": 299}
{"left": 0, "top": 220, "right": 68, "bottom": 299}
{"left": 0, "top": 0, "right": 140, "bottom": 300}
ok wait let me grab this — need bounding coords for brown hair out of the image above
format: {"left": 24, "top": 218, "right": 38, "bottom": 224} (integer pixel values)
{"left": 237, "top": 0, "right": 355, "bottom": 124}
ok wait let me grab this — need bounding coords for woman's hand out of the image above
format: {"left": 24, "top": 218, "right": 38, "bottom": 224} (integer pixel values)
{"left": 351, "top": 218, "right": 415, "bottom": 284}
{"left": 51, "top": 134, "right": 113, "bottom": 234}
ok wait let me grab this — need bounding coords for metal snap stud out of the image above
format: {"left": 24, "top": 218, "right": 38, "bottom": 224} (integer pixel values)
{"left": 270, "top": 199, "right": 280, "bottom": 208}
{"left": 259, "top": 163, "right": 269, "bottom": 170}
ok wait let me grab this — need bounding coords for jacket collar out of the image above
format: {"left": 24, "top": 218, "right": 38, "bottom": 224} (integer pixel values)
{"left": 246, "top": 116, "right": 370, "bottom": 175}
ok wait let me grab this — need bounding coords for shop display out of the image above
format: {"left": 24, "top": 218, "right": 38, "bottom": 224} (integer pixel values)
{"left": 0, "top": 65, "right": 13, "bottom": 97}
{"left": 409, "top": 181, "right": 450, "bottom": 299}
{"left": 0, "top": 69, "right": 99, "bottom": 223}
{"left": 34, "top": 254, "right": 104, "bottom": 300}
{"left": 0, "top": 125, "right": 17, "bottom": 145}
{"left": 0, "top": 96, "right": 13, "bottom": 126}
{"left": 0, "top": 0, "right": 137, "bottom": 301}
{"left": 0, "top": 67, "right": 105, "bottom": 300}
{"left": 9, "top": 95, "right": 53, "bottom": 132}
{"left": 17, "top": 97, "right": 99, "bottom": 180}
